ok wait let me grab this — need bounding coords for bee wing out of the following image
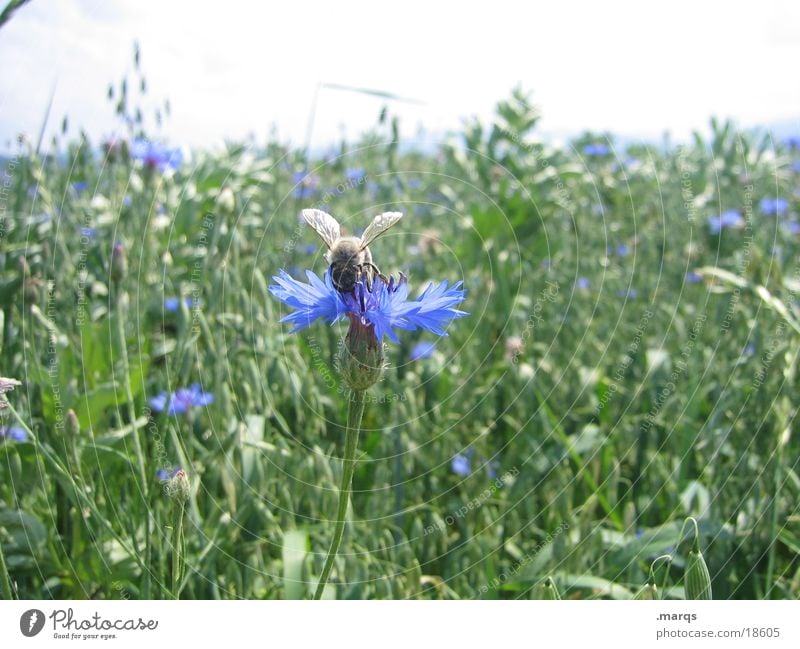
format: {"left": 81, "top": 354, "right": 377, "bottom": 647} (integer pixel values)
{"left": 301, "top": 209, "right": 341, "bottom": 249}
{"left": 360, "top": 211, "right": 403, "bottom": 248}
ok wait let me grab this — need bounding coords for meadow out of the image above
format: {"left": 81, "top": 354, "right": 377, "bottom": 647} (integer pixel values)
{"left": 1, "top": 79, "right": 799, "bottom": 599}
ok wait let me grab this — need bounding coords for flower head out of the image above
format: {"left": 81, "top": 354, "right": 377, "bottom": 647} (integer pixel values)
{"left": 269, "top": 269, "right": 467, "bottom": 343}
{"left": 345, "top": 167, "right": 366, "bottom": 182}
{"left": 783, "top": 136, "right": 800, "bottom": 150}
{"left": 583, "top": 143, "right": 610, "bottom": 157}
{"left": 292, "top": 171, "right": 318, "bottom": 199}
{"left": 164, "top": 297, "right": 199, "bottom": 313}
{"left": 0, "top": 425, "right": 27, "bottom": 443}
{"left": 451, "top": 449, "right": 474, "bottom": 477}
{"left": 759, "top": 197, "right": 789, "bottom": 217}
{"left": 708, "top": 209, "right": 743, "bottom": 234}
{"left": 131, "top": 139, "right": 182, "bottom": 172}
{"left": 150, "top": 384, "right": 214, "bottom": 415}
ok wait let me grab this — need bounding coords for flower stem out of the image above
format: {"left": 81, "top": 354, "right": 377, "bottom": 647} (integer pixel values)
{"left": 313, "top": 389, "right": 365, "bottom": 600}
{"left": 171, "top": 500, "right": 186, "bottom": 599}
{"left": 114, "top": 291, "right": 151, "bottom": 598}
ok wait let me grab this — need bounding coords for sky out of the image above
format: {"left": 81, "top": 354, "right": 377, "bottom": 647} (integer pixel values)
{"left": 1, "top": 0, "right": 798, "bottom": 153}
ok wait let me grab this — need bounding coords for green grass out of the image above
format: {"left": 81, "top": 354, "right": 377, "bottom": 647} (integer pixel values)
{"left": 1, "top": 89, "right": 799, "bottom": 600}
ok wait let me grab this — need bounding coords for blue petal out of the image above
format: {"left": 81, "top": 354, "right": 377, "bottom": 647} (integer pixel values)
{"left": 410, "top": 341, "right": 436, "bottom": 360}
{"left": 269, "top": 269, "right": 348, "bottom": 332}
{"left": 149, "top": 392, "right": 168, "bottom": 413}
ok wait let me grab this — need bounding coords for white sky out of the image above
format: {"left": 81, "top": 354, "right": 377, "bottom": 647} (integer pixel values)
{"left": 1, "top": 0, "right": 798, "bottom": 152}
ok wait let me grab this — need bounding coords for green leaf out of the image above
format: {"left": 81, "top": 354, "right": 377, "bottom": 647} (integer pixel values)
{"left": 282, "top": 530, "right": 309, "bottom": 600}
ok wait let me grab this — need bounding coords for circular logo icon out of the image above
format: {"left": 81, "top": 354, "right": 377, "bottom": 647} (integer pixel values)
{"left": 20, "top": 609, "right": 45, "bottom": 637}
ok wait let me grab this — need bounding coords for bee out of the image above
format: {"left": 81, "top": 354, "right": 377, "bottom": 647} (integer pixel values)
{"left": 301, "top": 208, "right": 403, "bottom": 293}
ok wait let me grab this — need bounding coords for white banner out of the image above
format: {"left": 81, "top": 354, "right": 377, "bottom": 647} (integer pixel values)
{"left": 0, "top": 600, "right": 797, "bottom": 648}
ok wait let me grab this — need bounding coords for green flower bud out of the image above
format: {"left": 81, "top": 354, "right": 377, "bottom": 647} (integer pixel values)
{"left": 165, "top": 468, "right": 190, "bottom": 502}
{"left": 66, "top": 409, "right": 80, "bottom": 437}
{"left": 338, "top": 314, "right": 384, "bottom": 391}
{"left": 110, "top": 241, "right": 127, "bottom": 285}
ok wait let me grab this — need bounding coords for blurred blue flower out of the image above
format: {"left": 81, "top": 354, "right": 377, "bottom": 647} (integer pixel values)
{"left": 451, "top": 450, "right": 474, "bottom": 477}
{"left": 410, "top": 340, "right": 436, "bottom": 361}
{"left": 708, "top": 209, "right": 743, "bottom": 234}
{"left": 164, "top": 297, "right": 198, "bottom": 312}
{"left": 792, "top": 161, "right": 800, "bottom": 173}
{"left": 617, "top": 288, "right": 638, "bottom": 299}
{"left": 72, "top": 181, "right": 88, "bottom": 194}
{"left": 742, "top": 343, "right": 756, "bottom": 357}
{"left": 156, "top": 466, "right": 182, "bottom": 481}
{"left": 131, "top": 139, "right": 182, "bottom": 172}
{"left": 583, "top": 143, "right": 610, "bottom": 156}
{"left": 541, "top": 259, "right": 551, "bottom": 269}
{"left": 0, "top": 425, "right": 28, "bottom": 443}
{"left": 122, "top": 195, "right": 133, "bottom": 207}
{"left": 408, "top": 177, "right": 423, "bottom": 189}
{"left": 269, "top": 269, "right": 468, "bottom": 343}
{"left": 292, "top": 171, "right": 318, "bottom": 199}
{"left": 80, "top": 226, "right": 97, "bottom": 239}
{"left": 685, "top": 271, "right": 702, "bottom": 283}
{"left": 303, "top": 243, "right": 317, "bottom": 255}
{"left": 784, "top": 221, "right": 800, "bottom": 235}
{"left": 150, "top": 384, "right": 214, "bottom": 415}
{"left": 575, "top": 277, "right": 591, "bottom": 289}
{"left": 345, "top": 167, "right": 366, "bottom": 182}
{"left": 616, "top": 244, "right": 630, "bottom": 256}
{"left": 759, "top": 197, "right": 789, "bottom": 217}
{"left": 783, "top": 136, "right": 800, "bottom": 150}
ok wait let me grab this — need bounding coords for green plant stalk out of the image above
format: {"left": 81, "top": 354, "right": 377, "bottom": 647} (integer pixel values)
{"left": 114, "top": 292, "right": 151, "bottom": 598}
{"left": 765, "top": 394, "right": 791, "bottom": 597}
{"left": 171, "top": 500, "right": 186, "bottom": 599}
{"left": 0, "top": 534, "right": 13, "bottom": 599}
{"left": 313, "top": 390, "right": 365, "bottom": 600}
{"left": 4, "top": 401, "right": 148, "bottom": 575}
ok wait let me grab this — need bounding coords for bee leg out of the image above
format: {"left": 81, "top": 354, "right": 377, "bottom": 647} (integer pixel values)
{"left": 361, "top": 261, "right": 389, "bottom": 285}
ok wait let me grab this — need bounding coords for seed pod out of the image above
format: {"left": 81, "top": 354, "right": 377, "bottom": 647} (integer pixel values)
{"left": 684, "top": 549, "right": 712, "bottom": 600}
